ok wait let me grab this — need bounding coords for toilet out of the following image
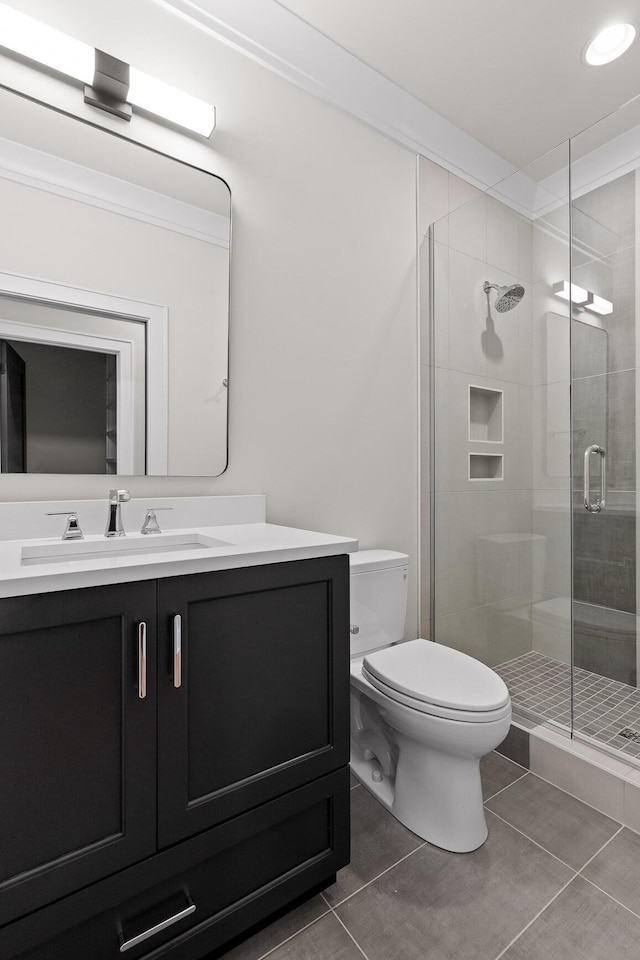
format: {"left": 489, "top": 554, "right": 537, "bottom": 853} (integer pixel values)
{"left": 349, "top": 549, "right": 511, "bottom": 853}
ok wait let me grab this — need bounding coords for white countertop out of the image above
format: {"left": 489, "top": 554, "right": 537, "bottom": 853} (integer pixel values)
{"left": 0, "top": 497, "right": 358, "bottom": 598}
{"left": 0, "top": 522, "right": 359, "bottom": 598}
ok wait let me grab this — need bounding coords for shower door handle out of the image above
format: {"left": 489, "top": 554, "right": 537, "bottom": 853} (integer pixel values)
{"left": 584, "top": 444, "right": 606, "bottom": 513}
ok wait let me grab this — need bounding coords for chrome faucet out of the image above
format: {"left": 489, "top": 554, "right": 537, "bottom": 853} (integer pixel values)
{"left": 105, "top": 489, "right": 130, "bottom": 537}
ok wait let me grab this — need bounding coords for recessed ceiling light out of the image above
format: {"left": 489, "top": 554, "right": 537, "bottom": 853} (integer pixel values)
{"left": 584, "top": 23, "right": 637, "bottom": 65}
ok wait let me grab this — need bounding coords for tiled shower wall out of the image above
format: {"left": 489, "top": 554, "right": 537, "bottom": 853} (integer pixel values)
{"left": 419, "top": 154, "right": 573, "bottom": 669}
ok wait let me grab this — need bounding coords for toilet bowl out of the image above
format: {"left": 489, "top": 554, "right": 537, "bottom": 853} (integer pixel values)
{"left": 349, "top": 550, "right": 511, "bottom": 853}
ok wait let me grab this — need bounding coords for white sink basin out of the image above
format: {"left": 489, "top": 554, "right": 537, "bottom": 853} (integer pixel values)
{"left": 21, "top": 532, "right": 231, "bottom": 564}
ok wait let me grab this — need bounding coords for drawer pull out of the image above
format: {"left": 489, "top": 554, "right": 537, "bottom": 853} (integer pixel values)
{"left": 119, "top": 901, "right": 196, "bottom": 952}
{"left": 173, "top": 614, "right": 182, "bottom": 688}
{"left": 138, "top": 621, "right": 147, "bottom": 700}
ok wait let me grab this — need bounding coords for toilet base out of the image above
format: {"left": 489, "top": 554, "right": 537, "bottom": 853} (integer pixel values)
{"left": 350, "top": 743, "right": 488, "bottom": 854}
{"left": 350, "top": 750, "right": 396, "bottom": 811}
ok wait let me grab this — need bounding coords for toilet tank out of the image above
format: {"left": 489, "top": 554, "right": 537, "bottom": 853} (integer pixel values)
{"left": 349, "top": 550, "right": 409, "bottom": 657}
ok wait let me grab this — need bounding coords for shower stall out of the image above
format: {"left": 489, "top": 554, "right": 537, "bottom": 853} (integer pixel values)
{"left": 422, "top": 93, "right": 640, "bottom": 765}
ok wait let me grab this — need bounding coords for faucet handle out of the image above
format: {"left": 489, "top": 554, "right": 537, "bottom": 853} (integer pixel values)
{"left": 141, "top": 507, "right": 172, "bottom": 535}
{"left": 109, "top": 489, "right": 131, "bottom": 503}
{"left": 46, "top": 511, "right": 84, "bottom": 541}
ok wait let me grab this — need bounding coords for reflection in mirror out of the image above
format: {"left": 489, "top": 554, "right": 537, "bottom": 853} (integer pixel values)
{"left": 2, "top": 339, "right": 117, "bottom": 475}
{"left": 0, "top": 88, "right": 230, "bottom": 476}
{"left": 0, "top": 293, "right": 147, "bottom": 474}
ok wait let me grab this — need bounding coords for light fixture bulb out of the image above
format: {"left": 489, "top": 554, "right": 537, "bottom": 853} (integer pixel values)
{"left": 584, "top": 23, "right": 637, "bottom": 65}
{"left": 129, "top": 69, "right": 216, "bottom": 137}
{"left": 0, "top": 2, "right": 94, "bottom": 83}
{"left": 552, "top": 280, "right": 590, "bottom": 304}
{"left": 585, "top": 294, "right": 614, "bottom": 315}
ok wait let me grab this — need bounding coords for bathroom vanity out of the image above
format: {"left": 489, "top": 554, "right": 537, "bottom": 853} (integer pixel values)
{"left": 0, "top": 496, "right": 356, "bottom": 959}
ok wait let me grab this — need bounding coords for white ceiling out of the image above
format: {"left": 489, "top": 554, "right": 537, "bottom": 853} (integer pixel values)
{"left": 13, "top": 0, "right": 640, "bottom": 197}
{"left": 274, "top": 0, "right": 640, "bottom": 169}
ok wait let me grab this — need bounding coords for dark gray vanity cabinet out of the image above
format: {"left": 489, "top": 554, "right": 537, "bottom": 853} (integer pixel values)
{"left": 0, "top": 555, "right": 350, "bottom": 960}
{"left": 0, "top": 581, "right": 158, "bottom": 927}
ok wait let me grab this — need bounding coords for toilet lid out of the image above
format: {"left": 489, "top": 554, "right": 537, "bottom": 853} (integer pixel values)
{"left": 362, "top": 639, "right": 510, "bottom": 712}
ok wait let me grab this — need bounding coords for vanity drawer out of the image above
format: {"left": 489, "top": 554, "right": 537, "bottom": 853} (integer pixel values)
{"left": 3, "top": 768, "right": 350, "bottom": 960}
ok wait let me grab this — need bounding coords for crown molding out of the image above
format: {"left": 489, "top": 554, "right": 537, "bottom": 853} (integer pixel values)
{"left": 157, "top": 0, "right": 639, "bottom": 222}
{"left": 156, "top": 0, "right": 517, "bottom": 193}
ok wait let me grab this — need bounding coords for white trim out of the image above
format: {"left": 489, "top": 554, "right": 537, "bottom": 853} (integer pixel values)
{"left": 156, "top": 0, "right": 517, "bottom": 193}
{"left": 0, "top": 271, "right": 169, "bottom": 474}
{"left": 0, "top": 319, "right": 135, "bottom": 474}
{"left": 0, "top": 135, "right": 230, "bottom": 248}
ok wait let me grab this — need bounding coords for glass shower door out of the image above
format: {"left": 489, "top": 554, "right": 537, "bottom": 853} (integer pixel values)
{"left": 569, "top": 97, "right": 640, "bottom": 759}
{"left": 425, "top": 89, "right": 640, "bottom": 766}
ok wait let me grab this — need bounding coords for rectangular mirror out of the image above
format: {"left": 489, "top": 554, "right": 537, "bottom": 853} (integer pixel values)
{"left": 0, "top": 86, "right": 230, "bottom": 476}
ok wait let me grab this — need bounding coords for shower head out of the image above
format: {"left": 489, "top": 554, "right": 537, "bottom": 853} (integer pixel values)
{"left": 483, "top": 280, "right": 525, "bottom": 313}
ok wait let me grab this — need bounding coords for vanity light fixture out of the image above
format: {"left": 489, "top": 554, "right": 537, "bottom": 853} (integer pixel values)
{"left": 127, "top": 68, "right": 216, "bottom": 137}
{"left": 0, "top": 2, "right": 216, "bottom": 137}
{"left": 0, "top": 2, "right": 94, "bottom": 83}
{"left": 585, "top": 293, "right": 614, "bottom": 316}
{"left": 552, "top": 281, "right": 613, "bottom": 316}
{"left": 584, "top": 23, "right": 637, "bottom": 65}
{"left": 552, "top": 280, "right": 590, "bottom": 305}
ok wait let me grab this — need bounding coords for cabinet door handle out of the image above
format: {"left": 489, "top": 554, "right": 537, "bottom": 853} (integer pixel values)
{"left": 137, "top": 621, "right": 147, "bottom": 700}
{"left": 119, "top": 900, "right": 196, "bottom": 952}
{"left": 173, "top": 614, "right": 182, "bottom": 689}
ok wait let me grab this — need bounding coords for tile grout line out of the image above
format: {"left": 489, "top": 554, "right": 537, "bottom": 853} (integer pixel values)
{"left": 490, "top": 873, "right": 578, "bottom": 960}
{"left": 572, "top": 822, "right": 640, "bottom": 926}
{"left": 575, "top": 824, "right": 625, "bottom": 874}
{"left": 330, "top": 908, "right": 373, "bottom": 960}
{"left": 482, "top": 769, "right": 529, "bottom": 804}
{"left": 244, "top": 909, "right": 333, "bottom": 960}
{"left": 580, "top": 872, "right": 640, "bottom": 925}
{"left": 324, "top": 839, "right": 428, "bottom": 909}
{"left": 485, "top": 807, "right": 584, "bottom": 872}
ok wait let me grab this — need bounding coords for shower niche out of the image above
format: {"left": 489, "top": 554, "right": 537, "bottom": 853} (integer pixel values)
{"left": 468, "top": 385, "right": 503, "bottom": 480}
{"left": 468, "top": 453, "right": 503, "bottom": 481}
{"left": 468, "top": 386, "right": 503, "bottom": 442}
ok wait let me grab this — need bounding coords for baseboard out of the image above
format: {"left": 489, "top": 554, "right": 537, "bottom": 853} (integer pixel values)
{"left": 525, "top": 723, "right": 640, "bottom": 833}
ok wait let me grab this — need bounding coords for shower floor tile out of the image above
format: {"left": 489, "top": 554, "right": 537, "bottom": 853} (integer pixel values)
{"left": 495, "top": 652, "right": 640, "bottom": 761}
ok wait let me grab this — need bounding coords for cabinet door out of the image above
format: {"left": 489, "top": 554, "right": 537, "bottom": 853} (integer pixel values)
{"left": 0, "top": 581, "right": 157, "bottom": 925}
{"left": 157, "top": 556, "right": 349, "bottom": 846}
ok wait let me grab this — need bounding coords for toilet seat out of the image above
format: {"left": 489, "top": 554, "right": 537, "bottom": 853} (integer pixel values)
{"left": 361, "top": 639, "right": 511, "bottom": 723}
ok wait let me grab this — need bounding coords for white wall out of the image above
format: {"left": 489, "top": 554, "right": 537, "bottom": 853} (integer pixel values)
{"left": 0, "top": 0, "right": 419, "bottom": 632}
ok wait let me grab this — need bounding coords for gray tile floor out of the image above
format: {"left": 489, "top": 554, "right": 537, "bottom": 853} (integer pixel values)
{"left": 220, "top": 755, "right": 640, "bottom": 960}
{"left": 495, "top": 651, "right": 640, "bottom": 760}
